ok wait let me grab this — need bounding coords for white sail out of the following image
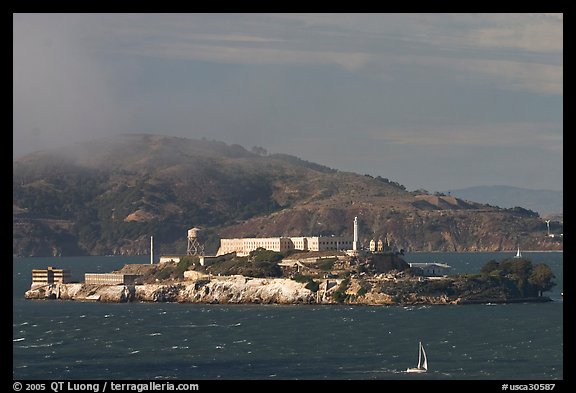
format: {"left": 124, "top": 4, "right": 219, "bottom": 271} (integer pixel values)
{"left": 515, "top": 246, "right": 522, "bottom": 258}
{"left": 407, "top": 341, "right": 428, "bottom": 373}
{"left": 421, "top": 343, "right": 428, "bottom": 370}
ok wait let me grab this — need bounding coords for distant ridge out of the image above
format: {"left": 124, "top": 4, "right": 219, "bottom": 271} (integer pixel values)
{"left": 446, "top": 185, "right": 563, "bottom": 216}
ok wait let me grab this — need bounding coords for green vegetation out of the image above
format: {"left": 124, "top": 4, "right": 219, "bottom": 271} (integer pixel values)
{"left": 416, "top": 279, "right": 455, "bottom": 296}
{"left": 249, "top": 248, "right": 284, "bottom": 263}
{"left": 476, "top": 257, "right": 555, "bottom": 297}
{"left": 305, "top": 279, "right": 320, "bottom": 292}
{"left": 315, "top": 258, "right": 336, "bottom": 271}
{"left": 175, "top": 256, "right": 200, "bottom": 277}
{"left": 356, "top": 286, "right": 368, "bottom": 297}
{"left": 292, "top": 273, "right": 309, "bottom": 284}
{"left": 332, "top": 278, "right": 351, "bottom": 303}
{"left": 292, "top": 273, "right": 320, "bottom": 292}
{"left": 154, "top": 266, "right": 173, "bottom": 281}
{"left": 206, "top": 248, "right": 283, "bottom": 278}
{"left": 207, "top": 258, "right": 282, "bottom": 278}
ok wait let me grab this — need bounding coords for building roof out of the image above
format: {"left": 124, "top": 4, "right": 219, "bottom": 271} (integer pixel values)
{"left": 408, "top": 262, "right": 452, "bottom": 269}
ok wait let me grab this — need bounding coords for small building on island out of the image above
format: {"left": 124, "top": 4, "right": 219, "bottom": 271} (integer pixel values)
{"left": 84, "top": 273, "right": 141, "bottom": 285}
{"left": 32, "top": 266, "right": 71, "bottom": 287}
{"left": 408, "top": 262, "right": 452, "bottom": 277}
{"left": 159, "top": 255, "right": 183, "bottom": 264}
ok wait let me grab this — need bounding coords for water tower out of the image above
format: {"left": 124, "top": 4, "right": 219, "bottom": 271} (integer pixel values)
{"left": 187, "top": 227, "right": 205, "bottom": 256}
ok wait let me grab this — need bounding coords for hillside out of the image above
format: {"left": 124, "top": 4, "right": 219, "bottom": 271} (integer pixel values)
{"left": 446, "top": 185, "right": 563, "bottom": 217}
{"left": 13, "top": 134, "right": 563, "bottom": 257}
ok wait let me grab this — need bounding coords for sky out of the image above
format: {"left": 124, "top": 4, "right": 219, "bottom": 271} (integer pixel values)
{"left": 13, "top": 13, "right": 563, "bottom": 192}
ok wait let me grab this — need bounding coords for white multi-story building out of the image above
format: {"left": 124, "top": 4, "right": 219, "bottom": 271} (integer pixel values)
{"left": 217, "top": 236, "right": 352, "bottom": 256}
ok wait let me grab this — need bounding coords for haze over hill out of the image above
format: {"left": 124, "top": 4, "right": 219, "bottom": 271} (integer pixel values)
{"left": 446, "top": 186, "right": 563, "bottom": 217}
{"left": 13, "top": 134, "right": 562, "bottom": 257}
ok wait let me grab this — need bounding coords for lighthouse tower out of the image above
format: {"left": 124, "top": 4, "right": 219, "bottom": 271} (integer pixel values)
{"left": 353, "top": 216, "right": 359, "bottom": 252}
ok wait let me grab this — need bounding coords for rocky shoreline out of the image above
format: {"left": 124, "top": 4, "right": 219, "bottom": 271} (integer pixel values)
{"left": 24, "top": 275, "right": 552, "bottom": 306}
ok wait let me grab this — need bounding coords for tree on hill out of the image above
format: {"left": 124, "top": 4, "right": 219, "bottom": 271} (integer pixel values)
{"left": 479, "top": 258, "right": 555, "bottom": 297}
{"left": 480, "top": 260, "right": 500, "bottom": 276}
{"left": 248, "top": 247, "right": 284, "bottom": 263}
{"left": 528, "top": 263, "right": 556, "bottom": 295}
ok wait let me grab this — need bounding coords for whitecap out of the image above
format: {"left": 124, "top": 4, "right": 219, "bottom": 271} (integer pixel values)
{"left": 13, "top": 338, "right": 25, "bottom": 342}
{"left": 148, "top": 333, "right": 162, "bottom": 336}
{"left": 27, "top": 343, "right": 55, "bottom": 348}
{"left": 129, "top": 350, "right": 140, "bottom": 354}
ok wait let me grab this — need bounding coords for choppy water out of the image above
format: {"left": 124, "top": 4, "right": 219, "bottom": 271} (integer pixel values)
{"left": 13, "top": 252, "right": 563, "bottom": 380}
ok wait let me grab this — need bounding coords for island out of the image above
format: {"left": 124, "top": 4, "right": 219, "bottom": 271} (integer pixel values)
{"left": 24, "top": 248, "right": 556, "bottom": 306}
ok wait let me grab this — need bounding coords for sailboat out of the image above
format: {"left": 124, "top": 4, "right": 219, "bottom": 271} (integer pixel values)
{"left": 406, "top": 341, "right": 428, "bottom": 373}
{"left": 514, "top": 246, "right": 522, "bottom": 258}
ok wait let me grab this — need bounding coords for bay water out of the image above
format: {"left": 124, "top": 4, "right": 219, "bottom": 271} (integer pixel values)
{"left": 12, "top": 252, "right": 563, "bottom": 380}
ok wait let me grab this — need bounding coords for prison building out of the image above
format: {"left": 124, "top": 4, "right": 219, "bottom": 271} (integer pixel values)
{"left": 84, "top": 273, "right": 142, "bottom": 285}
{"left": 31, "top": 266, "right": 71, "bottom": 285}
{"left": 217, "top": 236, "right": 352, "bottom": 257}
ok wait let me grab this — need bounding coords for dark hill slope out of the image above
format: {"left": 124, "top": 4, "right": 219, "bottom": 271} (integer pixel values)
{"left": 13, "top": 134, "right": 562, "bottom": 256}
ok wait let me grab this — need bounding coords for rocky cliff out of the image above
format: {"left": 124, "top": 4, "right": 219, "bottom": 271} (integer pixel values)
{"left": 24, "top": 275, "right": 551, "bottom": 306}
{"left": 25, "top": 277, "right": 319, "bottom": 304}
